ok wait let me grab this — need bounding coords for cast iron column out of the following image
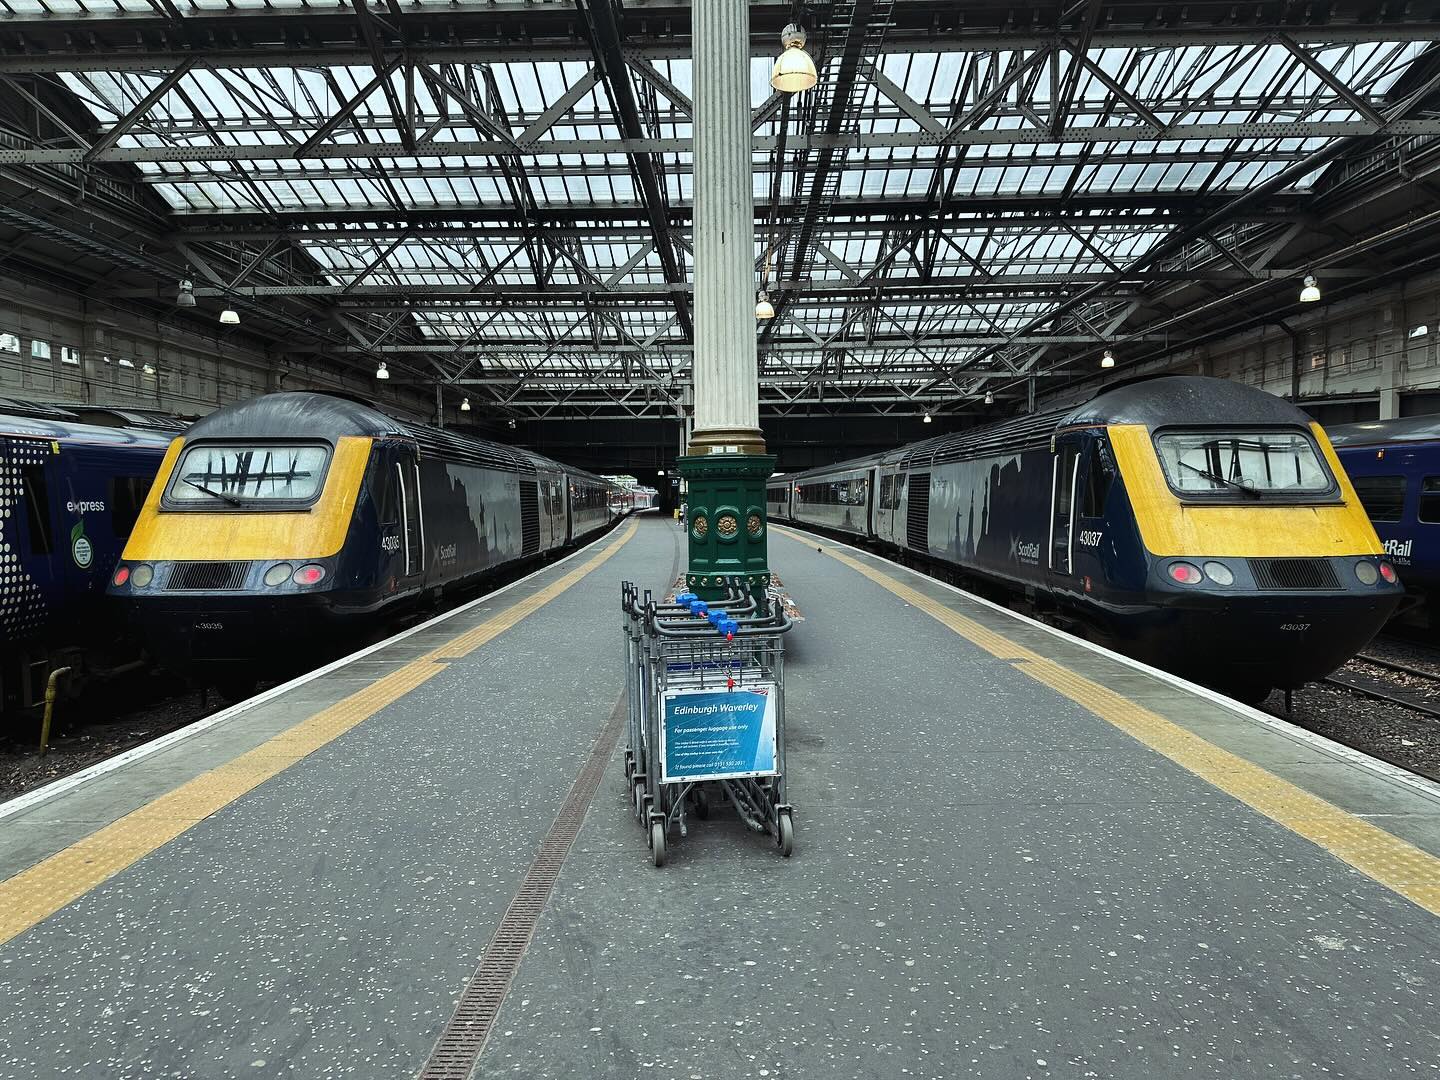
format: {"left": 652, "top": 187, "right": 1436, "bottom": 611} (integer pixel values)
{"left": 678, "top": 0, "right": 775, "bottom": 599}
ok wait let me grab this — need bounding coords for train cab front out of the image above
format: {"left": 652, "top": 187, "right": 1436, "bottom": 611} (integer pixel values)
{"left": 1102, "top": 418, "right": 1404, "bottom": 697}
{"left": 107, "top": 429, "right": 378, "bottom": 683}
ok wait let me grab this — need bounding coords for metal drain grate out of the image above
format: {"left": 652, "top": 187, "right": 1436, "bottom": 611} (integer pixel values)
{"left": 417, "top": 696, "right": 626, "bottom": 1079}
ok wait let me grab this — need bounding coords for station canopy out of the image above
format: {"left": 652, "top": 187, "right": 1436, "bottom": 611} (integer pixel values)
{"left": 0, "top": 1, "right": 1438, "bottom": 419}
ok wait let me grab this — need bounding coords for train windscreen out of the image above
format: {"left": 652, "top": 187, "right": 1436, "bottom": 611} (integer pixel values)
{"left": 167, "top": 443, "right": 330, "bottom": 506}
{"left": 1153, "top": 430, "right": 1332, "bottom": 498}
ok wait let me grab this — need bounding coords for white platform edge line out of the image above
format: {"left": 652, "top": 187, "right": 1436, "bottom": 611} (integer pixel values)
{"left": 0, "top": 519, "right": 641, "bottom": 823}
{"left": 775, "top": 523, "right": 1440, "bottom": 807}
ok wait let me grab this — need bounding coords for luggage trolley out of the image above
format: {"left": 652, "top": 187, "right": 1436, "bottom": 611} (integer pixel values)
{"left": 620, "top": 579, "right": 794, "bottom": 867}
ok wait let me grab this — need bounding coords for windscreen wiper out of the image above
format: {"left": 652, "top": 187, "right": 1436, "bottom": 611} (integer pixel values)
{"left": 182, "top": 477, "right": 243, "bottom": 507}
{"left": 1178, "top": 460, "right": 1260, "bottom": 498}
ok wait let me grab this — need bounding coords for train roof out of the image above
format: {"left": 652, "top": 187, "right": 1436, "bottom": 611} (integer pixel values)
{"left": 180, "top": 392, "right": 610, "bottom": 483}
{"left": 0, "top": 412, "right": 175, "bottom": 449}
{"left": 786, "top": 376, "right": 1313, "bottom": 482}
{"left": 1325, "top": 416, "right": 1440, "bottom": 448}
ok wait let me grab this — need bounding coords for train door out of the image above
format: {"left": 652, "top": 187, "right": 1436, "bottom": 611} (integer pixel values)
{"left": 867, "top": 468, "right": 879, "bottom": 536}
{"left": 4, "top": 436, "right": 59, "bottom": 620}
{"left": 395, "top": 446, "right": 424, "bottom": 584}
{"left": 1049, "top": 439, "right": 1081, "bottom": 577}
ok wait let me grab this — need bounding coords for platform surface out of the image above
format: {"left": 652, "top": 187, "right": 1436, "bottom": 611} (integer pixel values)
{"left": 2, "top": 516, "right": 1439, "bottom": 1079}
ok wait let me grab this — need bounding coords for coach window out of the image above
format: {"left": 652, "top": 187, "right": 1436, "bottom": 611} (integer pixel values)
{"left": 1419, "top": 478, "right": 1440, "bottom": 524}
{"left": 21, "top": 465, "right": 53, "bottom": 554}
{"left": 376, "top": 462, "right": 400, "bottom": 525}
{"left": 109, "top": 476, "right": 154, "bottom": 539}
{"left": 1081, "top": 440, "right": 1115, "bottom": 518}
{"left": 1352, "top": 475, "right": 1405, "bottom": 522}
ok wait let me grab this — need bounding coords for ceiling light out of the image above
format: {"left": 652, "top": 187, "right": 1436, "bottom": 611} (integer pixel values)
{"left": 375, "top": 361, "right": 389, "bottom": 380}
{"left": 1101, "top": 349, "right": 1115, "bottom": 369}
{"left": 755, "top": 290, "right": 775, "bottom": 320}
{"left": 1300, "top": 274, "right": 1321, "bottom": 303}
{"left": 657, "top": 469, "right": 666, "bottom": 476}
{"left": 460, "top": 397, "right": 471, "bottom": 412}
{"left": 984, "top": 390, "right": 995, "bottom": 405}
{"left": 770, "top": 24, "right": 818, "bottom": 94}
{"left": 922, "top": 413, "right": 932, "bottom": 424}
{"left": 176, "top": 279, "right": 196, "bottom": 308}
{"left": 219, "top": 308, "right": 239, "bottom": 325}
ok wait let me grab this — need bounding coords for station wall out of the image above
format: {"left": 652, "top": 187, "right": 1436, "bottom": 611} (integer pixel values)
{"left": 0, "top": 274, "right": 440, "bottom": 421}
{"left": 1046, "top": 270, "right": 1440, "bottom": 424}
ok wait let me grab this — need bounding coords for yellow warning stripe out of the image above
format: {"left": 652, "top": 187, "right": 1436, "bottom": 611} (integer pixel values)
{"left": 780, "top": 528, "right": 1440, "bottom": 917}
{"left": 0, "top": 519, "right": 639, "bottom": 947}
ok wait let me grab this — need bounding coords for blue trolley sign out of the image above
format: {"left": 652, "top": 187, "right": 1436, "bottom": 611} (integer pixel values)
{"left": 660, "top": 684, "right": 778, "bottom": 784}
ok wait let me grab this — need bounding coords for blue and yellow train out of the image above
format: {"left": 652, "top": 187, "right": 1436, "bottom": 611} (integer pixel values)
{"left": 108, "top": 392, "right": 628, "bottom": 685}
{"left": 769, "top": 376, "right": 1400, "bottom": 700}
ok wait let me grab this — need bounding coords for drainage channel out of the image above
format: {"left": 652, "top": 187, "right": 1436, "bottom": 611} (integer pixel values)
{"left": 417, "top": 694, "right": 626, "bottom": 1080}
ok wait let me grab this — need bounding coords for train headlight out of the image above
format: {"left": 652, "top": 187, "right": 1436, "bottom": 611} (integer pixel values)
{"left": 112, "top": 565, "right": 130, "bottom": 587}
{"left": 293, "top": 564, "right": 327, "bottom": 586}
{"left": 1379, "top": 561, "right": 1399, "bottom": 584}
{"left": 1203, "top": 562, "right": 1234, "bottom": 586}
{"left": 1354, "top": 561, "right": 1379, "bottom": 585}
{"left": 130, "top": 564, "right": 154, "bottom": 588}
{"left": 1168, "top": 561, "right": 1203, "bottom": 585}
{"left": 264, "top": 563, "right": 294, "bottom": 587}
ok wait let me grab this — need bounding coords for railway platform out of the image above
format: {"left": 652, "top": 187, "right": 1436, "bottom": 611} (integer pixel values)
{"left": 2, "top": 515, "right": 1440, "bottom": 1079}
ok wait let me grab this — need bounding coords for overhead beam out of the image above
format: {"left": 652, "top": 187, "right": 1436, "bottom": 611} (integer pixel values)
{"left": 11, "top": 120, "right": 1437, "bottom": 165}
{"left": 82, "top": 59, "right": 196, "bottom": 163}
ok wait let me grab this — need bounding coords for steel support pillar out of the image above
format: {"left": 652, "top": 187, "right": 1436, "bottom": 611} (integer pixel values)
{"left": 677, "top": 0, "right": 773, "bottom": 598}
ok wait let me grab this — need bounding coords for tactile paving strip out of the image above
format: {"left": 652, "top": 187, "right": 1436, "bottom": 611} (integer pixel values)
{"left": 0, "top": 519, "right": 640, "bottom": 947}
{"left": 416, "top": 696, "right": 627, "bottom": 1080}
{"left": 789, "top": 528, "right": 1440, "bottom": 918}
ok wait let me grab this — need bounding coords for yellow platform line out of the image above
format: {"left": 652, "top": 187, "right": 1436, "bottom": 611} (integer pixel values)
{"left": 780, "top": 528, "right": 1440, "bottom": 917}
{"left": 0, "top": 520, "right": 639, "bottom": 947}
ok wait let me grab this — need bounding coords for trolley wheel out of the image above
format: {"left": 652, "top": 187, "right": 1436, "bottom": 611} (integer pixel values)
{"left": 777, "top": 811, "right": 794, "bottom": 858}
{"left": 650, "top": 821, "right": 667, "bottom": 867}
{"left": 633, "top": 782, "right": 646, "bottom": 822}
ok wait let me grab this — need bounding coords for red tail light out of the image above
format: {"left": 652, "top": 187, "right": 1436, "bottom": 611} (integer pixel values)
{"left": 1168, "top": 562, "right": 1203, "bottom": 585}
{"left": 1379, "top": 561, "right": 1398, "bottom": 584}
{"left": 112, "top": 565, "right": 130, "bottom": 587}
{"left": 292, "top": 564, "right": 327, "bottom": 586}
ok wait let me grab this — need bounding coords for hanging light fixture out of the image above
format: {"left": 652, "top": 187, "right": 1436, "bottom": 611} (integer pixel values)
{"left": 770, "top": 24, "right": 818, "bottom": 94}
{"left": 1101, "top": 349, "right": 1115, "bottom": 369}
{"left": 755, "top": 289, "right": 775, "bottom": 320}
{"left": 460, "top": 397, "right": 471, "bottom": 412}
{"left": 1300, "top": 274, "right": 1321, "bottom": 303}
{"left": 219, "top": 308, "right": 240, "bottom": 325}
{"left": 176, "top": 279, "right": 196, "bottom": 308}
{"left": 984, "top": 390, "right": 995, "bottom": 405}
{"left": 922, "top": 413, "right": 933, "bottom": 424}
{"left": 375, "top": 361, "right": 390, "bottom": 380}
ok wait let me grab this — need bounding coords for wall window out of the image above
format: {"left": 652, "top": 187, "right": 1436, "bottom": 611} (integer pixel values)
{"left": 1410, "top": 324, "right": 1430, "bottom": 339}
{"left": 30, "top": 340, "right": 50, "bottom": 360}
{"left": 1352, "top": 475, "right": 1406, "bottom": 523}
{"left": 60, "top": 346, "right": 80, "bottom": 366}
{"left": 0, "top": 333, "right": 18, "bottom": 353}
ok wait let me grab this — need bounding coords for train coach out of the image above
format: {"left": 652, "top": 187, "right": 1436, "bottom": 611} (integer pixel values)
{"left": 0, "top": 411, "right": 172, "bottom": 708}
{"left": 770, "top": 376, "right": 1401, "bottom": 701}
{"left": 1328, "top": 415, "right": 1440, "bottom": 622}
{"left": 108, "top": 392, "right": 622, "bottom": 689}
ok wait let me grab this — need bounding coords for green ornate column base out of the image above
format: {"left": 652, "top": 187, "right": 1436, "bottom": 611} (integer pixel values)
{"left": 677, "top": 452, "right": 776, "bottom": 601}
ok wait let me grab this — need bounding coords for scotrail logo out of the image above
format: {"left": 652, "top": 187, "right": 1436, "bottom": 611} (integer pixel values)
{"left": 1383, "top": 538, "right": 1413, "bottom": 558}
{"left": 1009, "top": 536, "right": 1041, "bottom": 564}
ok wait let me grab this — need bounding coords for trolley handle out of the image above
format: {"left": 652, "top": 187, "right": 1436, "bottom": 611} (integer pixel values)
{"left": 648, "top": 607, "right": 792, "bottom": 639}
